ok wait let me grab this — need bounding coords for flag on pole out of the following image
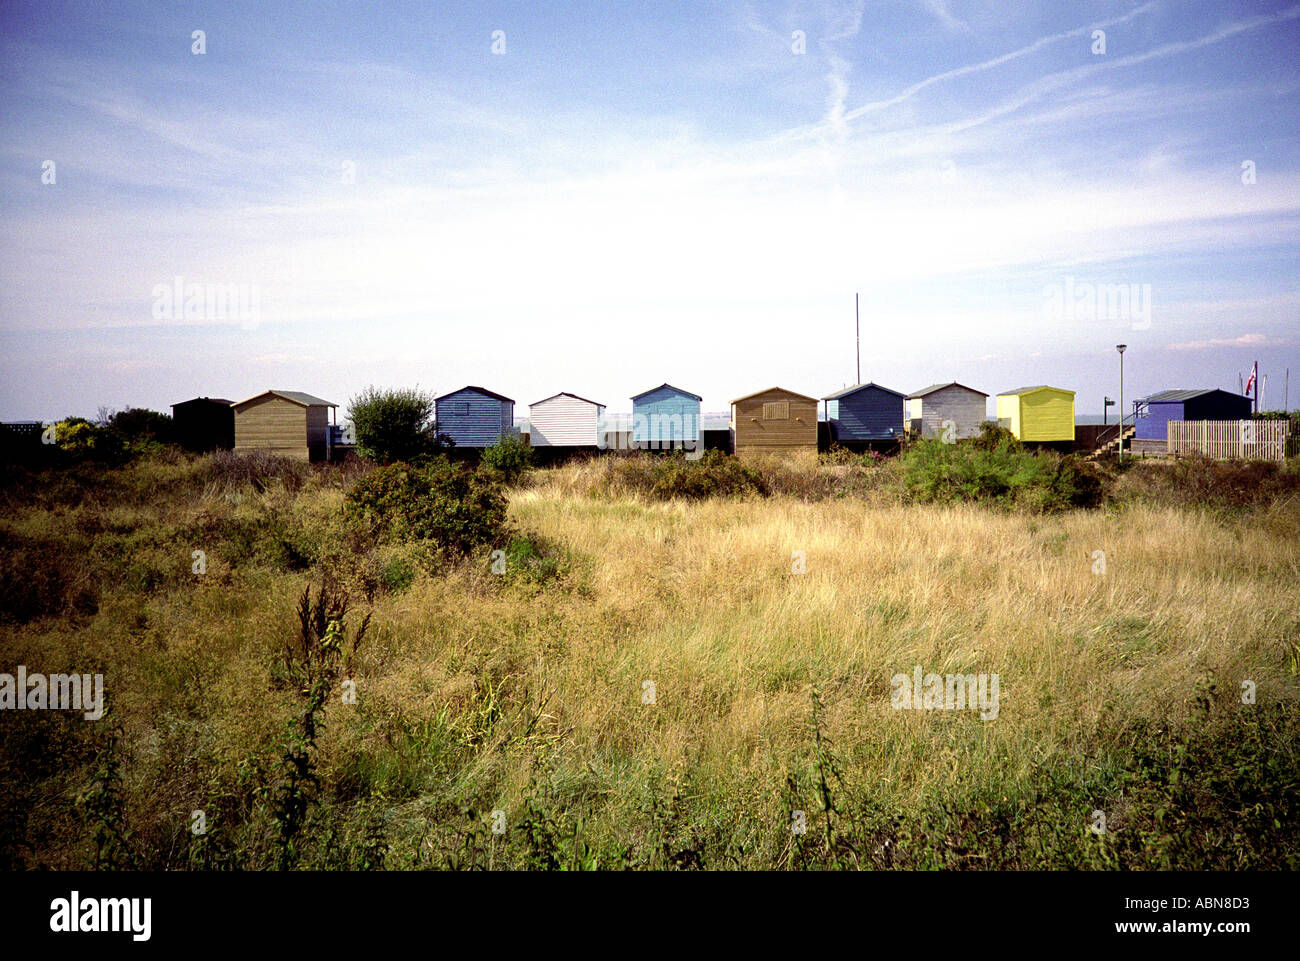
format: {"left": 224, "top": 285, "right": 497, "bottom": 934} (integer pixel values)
{"left": 1245, "top": 363, "right": 1257, "bottom": 396}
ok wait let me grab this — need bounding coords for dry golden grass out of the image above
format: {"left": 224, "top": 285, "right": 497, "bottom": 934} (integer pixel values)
{"left": 315, "top": 462, "right": 1298, "bottom": 865}
{"left": 3, "top": 453, "right": 1298, "bottom": 868}
{"left": 484, "top": 467, "right": 1298, "bottom": 789}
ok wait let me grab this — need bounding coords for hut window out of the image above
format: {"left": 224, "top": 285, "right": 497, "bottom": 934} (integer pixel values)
{"left": 460, "top": 403, "right": 470, "bottom": 416}
{"left": 762, "top": 401, "right": 790, "bottom": 420}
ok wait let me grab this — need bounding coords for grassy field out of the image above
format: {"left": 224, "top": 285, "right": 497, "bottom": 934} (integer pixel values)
{"left": 2, "top": 449, "right": 1298, "bottom": 869}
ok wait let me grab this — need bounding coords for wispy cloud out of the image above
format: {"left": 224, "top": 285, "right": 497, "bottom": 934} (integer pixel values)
{"left": 916, "top": 3, "right": 1300, "bottom": 139}
{"left": 922, "top": 0, "right": 966, "bottom": 32}
{"left": 1167, "top": 333, "right": 1284, "bottom": 352}
{"left": 819, "top": 1, "right": 867, "bottom": 138}
{"left": 0, "top": 0, "right": 1297, "bottom": 418}
{"left": 837, "top": 2, "right": 1159, "bottom": 127}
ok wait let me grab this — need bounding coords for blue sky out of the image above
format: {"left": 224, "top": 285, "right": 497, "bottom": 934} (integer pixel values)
{"left": 1, "top": 0, "right": 1298, "bottom": 420}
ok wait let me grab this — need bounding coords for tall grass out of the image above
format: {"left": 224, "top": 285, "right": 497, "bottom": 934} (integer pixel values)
{"left": 0, "top": 451, "right": 1297, "bottom": 869}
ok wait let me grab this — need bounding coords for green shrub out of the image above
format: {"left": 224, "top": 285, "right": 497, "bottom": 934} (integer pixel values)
{"left": 498, "top": 535, "right": 566, "bottom": 586}
{"left": 1117, "top": 454, "right": 1300, "bottom": 511}
{"left": 967, "top": 421, "right": 1019, "bottom": 452}
{"left": 48, "top": 411, "right": 176, "bottom": 464}
{"left": 76, "top": 727, "right": 135, "bottom": 870}
{"left": 347, "top": 386, "right": 447, "bottom": 464}
{"left": 601, "top": 449, "right": 768, "bottom": 500}
{"left": 1107, "top": 701, "right": 1300, "bottom": 869}
{"left": 480, "top": 434, "right": 535, "bottom": 481}
{"left": 902, "top": 432, "right": 1105, "bottom": 512}
{"left": 381, "top": 553, "right": 417, "bottom": 594}
{"left": 343, "top": 458, "right": 510, "bottom": 555}
{"left": 53, "top": 418, "right": 123, "bottom": 462}
{"left": 107, "top": 408, "right": 174, "bottom": 446}
{"left": 1253, "top": 412, "right": 1300, "bottom": 458}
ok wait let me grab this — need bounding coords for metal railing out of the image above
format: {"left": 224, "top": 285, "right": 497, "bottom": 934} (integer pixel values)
{"left": 1095, "top": 411, "right": 1139, "bottom": 450}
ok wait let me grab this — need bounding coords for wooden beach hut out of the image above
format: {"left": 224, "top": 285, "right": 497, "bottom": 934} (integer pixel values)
{"left": 822, "top": 383, "right": 906, "bottom": 444}
{"left": 171, "top": 397, "right": 235, "bottom": 451}
{"left": 995, "top": 386, "right": 1075, "bottom": 442}
{"left": 435, "top": 386, "right": 515, "bottom": 448}
{"left": 631, "top": 383, "right": 702, "bottom": 450}
{"left": 904, "top": 382, "right": 989, "bottom": 440}
{"left": 233, "top": 390, "right": 337, "bottom": 461}
{"left": 528, "top": 392, "right": 605, "bottom": 447}
{"left": 730, "top": 387, "right": 818, "bottom": 457}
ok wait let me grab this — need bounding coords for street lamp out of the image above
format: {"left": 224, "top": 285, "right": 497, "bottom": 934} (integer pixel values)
{"left": 1116, "top": 344, "right": 1127, "bottom": 460}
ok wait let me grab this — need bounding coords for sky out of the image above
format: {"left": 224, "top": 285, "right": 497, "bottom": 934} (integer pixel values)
{"left": 1, "top": 0, "right": 1298, "bottom": 421}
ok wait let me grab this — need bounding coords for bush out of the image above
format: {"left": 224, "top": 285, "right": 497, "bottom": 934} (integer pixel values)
{"left": 967, "top": 421, "right": 1019, "bottom": 452}
{"left": 381, "top": 554, "right": 417, "bottom": 594}
{"left": 107, "top": 408, "right": 173, "bottom": 447}
{"left": 347, "top": 386, "right": 448, "bottom": 464}
{"left": 1254, "top": 411, "right": 1300, "bottom": 458}
{"left": 750, "top": 455, "right": 846, "bottom": 501}
{"left": 53, "top": 418, "right": 123, "bottom": 462}
{"left": 1026, "top": 456, "right": 1105, "bottom": 511}
{"left": 1116, "top": 454, "right": 1300, "bottom": 511}
{"left": 557, "top": 450, "right": 902, "bottom": 503}
{"left": 203, "top": 450, "right": 307, "bottom": 494}
{"left": 902, "top": 432, "right": 1105, "bottom": 512}
{"left": 343, "top": 458, "right": 510, "bottom": 555}
{"left": 498, "top": 535, "right": 566, "bottom": 586}
{"left": 819, "top": 444, "right": 858, "bottom": 466}
{"left": 48, "top": 411, "right": 176, "bottom": 464}
{"left": 216, "top": 508, "right": 318, "bottom": 571}
{"left": 601, "top": 449, "right": 767, "bottom": 501}
{"left": 480, "top": 434, "right": 535, "bottom": 481}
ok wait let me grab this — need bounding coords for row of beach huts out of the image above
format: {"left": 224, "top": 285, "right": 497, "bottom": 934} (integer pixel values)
{"left": 164, "top": 382, "right": 1256, "bottom": 461}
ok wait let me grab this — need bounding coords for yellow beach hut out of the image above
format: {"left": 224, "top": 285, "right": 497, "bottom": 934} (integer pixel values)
{"left": 995, "top": 386, "right": 1075, "bottom": 442}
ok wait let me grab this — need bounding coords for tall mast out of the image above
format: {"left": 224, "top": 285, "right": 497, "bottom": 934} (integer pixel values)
{"left": 855, "top": 292, "right": 861, "bottom": 385}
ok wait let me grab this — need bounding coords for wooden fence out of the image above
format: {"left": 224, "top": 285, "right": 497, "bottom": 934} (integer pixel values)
{"left": 1167, "top": 420, "right": 1290, "bottom": 462}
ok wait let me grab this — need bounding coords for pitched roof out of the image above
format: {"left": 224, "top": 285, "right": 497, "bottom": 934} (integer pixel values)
{"left": 531, "top": 391, "right": 605, "bottom": 409}
{"left": 440, "top": 385, "right": 515, "bottom": 404}
{"left": 234, "top": 389, "right": 336, "bottom": 409}
{"left": 1139, "top": 388, "right": 1242, "bottom": 403}
{"left": 631, "top": 382, "right": 703, "bottom": 402}
{"left": 997, "top": 385, "right": 1074, "bottom": 397}
{"left": 822, "top": 382, "right": 906, "bottom": 401}
{"left": 905, "top": 381, "right": 988, "bottom": 399}
{"left": 172, "top": 396, "right": 235, "bottom": 407}
{"left": 731, "top": 386, "right": 818, "bottom": 404}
